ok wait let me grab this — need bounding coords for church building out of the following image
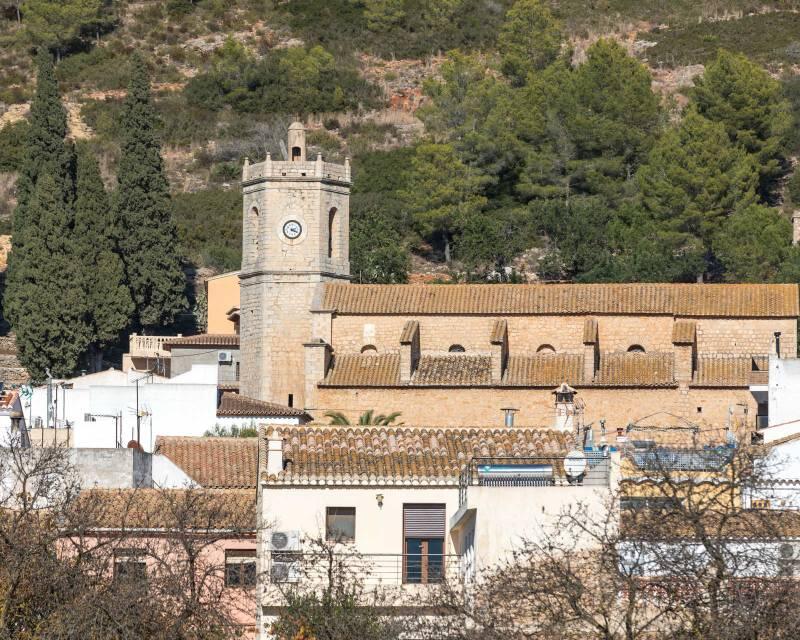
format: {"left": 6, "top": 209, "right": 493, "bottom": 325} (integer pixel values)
{"left": 238, "top": 124, "right": 800, "bottom": 433}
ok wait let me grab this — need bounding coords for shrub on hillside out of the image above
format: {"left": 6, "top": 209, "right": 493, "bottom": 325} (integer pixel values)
{"left": 172, "top": 188, "right": 242, "bottom": 272}
{"left": 0, "top": 121, "right": 30, "bottom": 172}
{"left": 185, "top": 43, "right": 383, "bottom": 114}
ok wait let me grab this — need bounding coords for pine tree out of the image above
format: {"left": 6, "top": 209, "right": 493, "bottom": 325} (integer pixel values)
{"left": 12, "top": 174, "right": 88, "bottom": 381}
{"left": 74, "top": 146, "right": 133, "bottom": 371}
{"left": 5, "top": 49, "right": 75, "bottom": 334}
{"left": 637, "top": 110, "right": 758, "bottom": 258}
{"left": 115, "top": 54, "right": 186, "bottom": 331}
{"left": 498, "top": 0, "right": 562, "bottom": 86}
{"left": 692, "top": 49, "right": 791, "bottom": 196}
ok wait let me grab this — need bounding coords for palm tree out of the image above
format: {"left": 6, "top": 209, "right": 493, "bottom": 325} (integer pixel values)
{"left": 324, "top": 410, "right": 402, "bottom": 426}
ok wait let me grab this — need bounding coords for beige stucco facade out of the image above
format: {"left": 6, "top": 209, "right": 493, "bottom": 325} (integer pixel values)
{"left": 206, "top": 271, "right": 241, "bottom": 335}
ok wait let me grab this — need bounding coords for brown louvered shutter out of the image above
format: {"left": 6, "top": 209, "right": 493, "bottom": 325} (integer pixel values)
{"left": 403, "top": 504, "right": 446, "bottom": 537}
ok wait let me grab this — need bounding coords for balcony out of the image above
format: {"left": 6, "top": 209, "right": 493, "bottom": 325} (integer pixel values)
{"left": 458, "top": 454, "right": 612, "bottom": 508}
{"left": 265, "top": 551, "right": 464, "bottom": 589}
{"left": 127, "top": 334, "right": 179, "bottom": 358}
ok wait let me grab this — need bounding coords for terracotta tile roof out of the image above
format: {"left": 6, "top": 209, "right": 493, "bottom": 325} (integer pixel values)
{"left": 400, "top": 320, "right": 418, "bottom": 343}
{"left": 155, "top": 436, "right": 258, "bottom": 489}
{"left": 76, "top": 488, "right": 255, "bottom": 530}
{"left": 490, "top": 319, "right": 507, "bottom": 344}
{"left": 164, "top": 333, "right": 240, "bottom": 350}
{"left": 505, "top": 353, "right": 584, "bottom": 386}
{"left": 323, "top": 353, "right": 401, "bottom": 386}
{"left": 321, "top": 350, "right": 766, "bottom": 388}
{"left": 413, "top": 355, "right": 492, "bottom": 385}
{"left": 583, "top": 317, "right": 598, "bottom": 344}
{"left": 319, "top": 283, "right": 799, "bottom": 317}
{"left": 595, "top": 352, "right": 675, "bottom": 387}
{"left": 259, "top": 426, "right": 573, "bottom": 484}
{"left": 692, "top": 356, "right": 752, "bottom": 387}
{"left": 217, "top": 391, "right": 309, "bottom": 418}
{"left": 672, "top": 320, "right": 696, "bottom": 345}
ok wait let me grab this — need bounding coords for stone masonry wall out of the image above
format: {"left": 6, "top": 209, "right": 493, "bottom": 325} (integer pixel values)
{"left": 312, "top": 386, "right": 758, "bottom": 435}
{"left": 328, "top": 314, "right": 795, "bottom": 357}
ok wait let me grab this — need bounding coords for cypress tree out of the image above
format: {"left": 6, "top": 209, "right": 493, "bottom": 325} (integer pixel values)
{"left": 6, "top": 49, "right": 75, "bottom": 330}
{"left": 13, "top": 174, "right": 88, "bottom": 381}
{"left": 74, "top": 145, "right": 133, "bottom": 371}
{"left": 115, "top": 54, "right": 186, "bottom": 331}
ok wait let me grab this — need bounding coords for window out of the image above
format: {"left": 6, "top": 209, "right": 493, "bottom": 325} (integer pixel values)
{"left": 113, "top": 549, "right": 146, "bottom": 583}
{"left": 326, "top": 507, "right": 356, "bottom": 542}
{"left": 448, "top": 344, "right": 465, "bottom": 353}
{"left": 288, "top": 394, "right": 294, "bottom": 408}
{"left": 536, "top": 344, "right": 555, "bottom": 353}
{"left": 328, "top": 208, "right": 337, "bottom": 259}
{"left": 250, "top": 207, "right": 259, "bottom": 248}
{"left": 291, "top": 146, "right": 301, "bottom": 161}
{"left": 225, "top": 549, "right": 257, "bottom": 587}
{"left": 403, "top": 504, "right": 445, "bottom": 584}
{"left": 361, "top": 345, "right": 377, "bottom": 354}
{"left": 627, "top": 345, "right": 646, "bottom": 353}
{"left": 235, "top": 361, "right": 240, "bottom": 381}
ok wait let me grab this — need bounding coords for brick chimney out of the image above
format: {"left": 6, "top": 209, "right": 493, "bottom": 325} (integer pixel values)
{"left": 400, "top": 320, "right": 420, "bottom": 383}
{"left": 582, "top": 318, "right": 599, "bottom": 383}
{"left": 266, "top": 429, "right": 284, "bottom": 476}
{"left": 490, "top": 319, "right": 508, "bottom": 383}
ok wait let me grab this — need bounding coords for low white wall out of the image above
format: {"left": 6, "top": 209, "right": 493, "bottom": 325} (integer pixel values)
{"left": 28, "top": 366, "right": 220, "bottom": 452}
{"left": 768, "top": 357, "right": 800, "bottom": 430}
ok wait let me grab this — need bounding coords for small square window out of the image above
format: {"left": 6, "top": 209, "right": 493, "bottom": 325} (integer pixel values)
{"left": 326, "top": 507, "right": 356, "bottom": 542}
{"left": 225, "top": 549, "right": 257, "bottom": 587}
{"left": 113, "top": 548, "right": 147, "bottom": 583}
{"left": 697, "top": 406, "right": 703, "bottom": 413}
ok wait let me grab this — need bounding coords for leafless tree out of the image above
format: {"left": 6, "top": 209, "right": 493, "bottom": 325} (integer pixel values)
{"left": 0, "top": 434, "right": 256, "bottom": 640}
{"left": 414, "top": 442, "right": 800, "bottom": 640}
{"left": 269, "top": 534, "right": 402, "bottom": 640}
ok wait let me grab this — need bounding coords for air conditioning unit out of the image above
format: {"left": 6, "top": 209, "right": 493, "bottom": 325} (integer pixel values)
{"left": 270, "top": 558, "right": 301, "bottom": 583}
{"left": 218, "top": 351, "right": 233, "bottom": 363}
{"left": 269, "top": 530, "right": 301, "bottom": 551}
{"left": 269, "top": 530, "right": 301, "bottom": 584}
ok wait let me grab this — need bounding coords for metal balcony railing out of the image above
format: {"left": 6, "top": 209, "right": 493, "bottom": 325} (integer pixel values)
{"left": 266, "top": 551, "right": 463, "bottom": 586}
{"left": 458, "top": 454, "right": 611, "bottom": 507}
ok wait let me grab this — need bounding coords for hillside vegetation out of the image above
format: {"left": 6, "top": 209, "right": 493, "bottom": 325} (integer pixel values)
{"left": 2, "top": 0, "right": 800, "bottom": 284}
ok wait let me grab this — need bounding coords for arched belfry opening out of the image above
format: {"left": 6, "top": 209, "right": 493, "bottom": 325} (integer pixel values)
{"left": 287, "top": 122, "right": 306, "bottom": 162}
{"left": 328, "top": 207, "right": 337, "bottom": 259}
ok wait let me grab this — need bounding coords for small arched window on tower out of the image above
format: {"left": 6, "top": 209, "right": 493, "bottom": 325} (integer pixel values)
{"left": 328, "top": 207, "right": 337, "bottom": 259}
{"left": 537, "top": 344, "right": 556, "bottom": 354}
{"left": 361, "top": 345, "right": 377, "bottom": 354}
{"left": 628, "top": 344, "right": 646, "bottom": 353}
{"left": 291, "top": 146, "right": 302, "bottom": 161}
{"left": 449, "top": 344, "right": 466, "bottom": 353}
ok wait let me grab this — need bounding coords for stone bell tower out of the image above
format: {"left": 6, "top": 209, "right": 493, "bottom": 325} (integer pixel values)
{"left": 239, "top": 123, "right": 351, "bottom": 406}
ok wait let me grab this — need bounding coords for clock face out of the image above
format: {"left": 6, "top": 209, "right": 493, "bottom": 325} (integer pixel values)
{"left": 282, "top": 220, "right": 302, "bottom": 240}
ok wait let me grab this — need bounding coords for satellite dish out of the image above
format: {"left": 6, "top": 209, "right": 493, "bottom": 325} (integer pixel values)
{"left": 564, "top": 450, "right": 588, "bottom": 478}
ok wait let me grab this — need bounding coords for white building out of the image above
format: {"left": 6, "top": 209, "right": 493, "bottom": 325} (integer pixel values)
{"left": 25, "top": 366, "right": 308, "bottom": 452}
{"left": 255, "top": 424, "right": 619, "bottom": 638}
